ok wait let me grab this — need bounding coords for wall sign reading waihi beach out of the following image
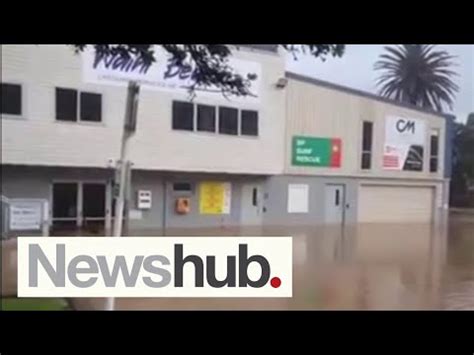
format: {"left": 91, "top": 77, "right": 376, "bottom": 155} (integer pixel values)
{"left": 82, "top": 46, "right": 261, "bottom": 104}
{"left": 292, "top": 136, "right": 342, "bottom": 167}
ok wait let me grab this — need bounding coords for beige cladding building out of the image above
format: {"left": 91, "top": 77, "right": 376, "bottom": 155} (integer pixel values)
{"left": 1, "top": 45, "right": 454, "bottom": 235}
{"left": 274, "top": 72, "right": 452, "bottom": 225}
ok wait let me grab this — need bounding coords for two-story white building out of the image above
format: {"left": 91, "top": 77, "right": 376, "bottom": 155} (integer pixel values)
{"left": 1, "top": 45, "right": 453, "bottom": 235}
{"left": 1, "top": 44, "right": 287, "bottom": 234}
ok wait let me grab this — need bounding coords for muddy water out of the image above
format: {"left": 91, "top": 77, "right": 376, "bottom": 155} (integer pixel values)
{"left": 83, "top": 218, "right": 474, "bottom": 310}
{"left": 3, "top": 217, "right": 474, "bottom": 310}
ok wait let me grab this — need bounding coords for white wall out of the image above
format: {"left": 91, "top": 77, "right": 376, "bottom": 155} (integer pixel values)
{"left": 1, "top": 45, "right": 286, "bottom": 175}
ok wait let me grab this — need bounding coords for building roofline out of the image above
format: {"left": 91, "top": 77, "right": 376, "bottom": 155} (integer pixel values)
{"left": 285, "top": 71, "right": 454, "bottom": 120}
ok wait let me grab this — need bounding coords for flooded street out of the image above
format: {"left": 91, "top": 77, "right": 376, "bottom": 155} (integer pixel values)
{"left": 3, "top": 216, "right": 474, "bottom": 310}
{"left": 75, "top": 216, "right": 474, "bottom": 310}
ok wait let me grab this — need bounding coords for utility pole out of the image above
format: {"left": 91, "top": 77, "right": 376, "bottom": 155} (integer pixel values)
{"left": 106, "top": 81, "right": 140, "bottom": 311}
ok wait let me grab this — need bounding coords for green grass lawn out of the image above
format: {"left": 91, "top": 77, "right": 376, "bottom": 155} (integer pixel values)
{"left": 1, "top": 298, "right": 70, "bottom": 311}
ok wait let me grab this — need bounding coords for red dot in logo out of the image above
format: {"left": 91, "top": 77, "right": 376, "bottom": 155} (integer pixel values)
{"left": 270, "top": 277, "right": 281, "bottom": 288}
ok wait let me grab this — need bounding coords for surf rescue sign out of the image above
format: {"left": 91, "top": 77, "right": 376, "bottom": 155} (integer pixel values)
{"left": 291, "top": 136, "right": 342, "bottom": 168}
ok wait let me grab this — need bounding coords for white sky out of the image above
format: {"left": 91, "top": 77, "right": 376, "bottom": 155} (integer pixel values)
{"left": 285, "top": 45, "right": 474, "bottom": 123}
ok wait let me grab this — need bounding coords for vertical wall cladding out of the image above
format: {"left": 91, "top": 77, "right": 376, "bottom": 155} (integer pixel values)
{"left": 284, "top": 76, "right": 447, "bottom": 180}
{"left": 129, "top": 47, "right": 287, "bottom": 175}
{"left": 128, "top": 171, "right": 165, "bottom": 232}
{"left": 128, "top": 172, "right": 271, "bottom": 231}
{"left": 2, "top": 166, "right": 51, "bottom": 200}
{"left": 262, "top": 175, "right": 358, "bottom": 226}
{"left": 1, "top": 166, "right": 50, "bottom": 237}
{"left": 433, "top": 180, "right": 449, "bottom": 222}
{"left": 2, "top": 167, "right": 270, "bottom": 232}
{"left": 1, "top": 45, "right": 124, "bottom": 168}
{"left": 444, "top": 114, "right": 455, "bottom": 179}
{"left": 2, "top": 165, "right": 113, "bottom": 235}
{"left": 1, "top": 45, "right": 287, "bottom": 175}
{"left": 2, "top": 166, "right": 112, "bottom": 201}
{"left": 164, "top": 178, "right": 241, "bottom": 230}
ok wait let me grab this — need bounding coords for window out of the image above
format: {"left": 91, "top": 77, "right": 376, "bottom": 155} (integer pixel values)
{"left": 252, "top": 188, "right": 258, "bottom": 206}
{"left": 1, "top": 83, "right": 22, "bottom": 115}
{"left": 56, "top": 88, "right": 77, "bottom": 121}
{"left": 361, "top": 121, "right": 373, "bottom": 170}
{"left": 219, "top": 107, "right": 238, "bottom": 135}
{"left": 197, "top": 104, "right": 216, "bottom": 132}
{"left": 430, "top": 130, "right": 439, "bottom": 173}
{"left": 172, "top": 101, "right": 194, "bottom": 131}
{"left": 241, "top": 110, "right": 259, "bottom": 136}
{"left": 56, "top": 88, "right": 102, "bottom": 122}
{"left": 80, "top": 92, "right": 102, "bottom": 122}
{"left": 172, "top": 101, "right": 259, "bottom": 137}
{"left": 173, "top": 182, "right": 192, "bottom": 192}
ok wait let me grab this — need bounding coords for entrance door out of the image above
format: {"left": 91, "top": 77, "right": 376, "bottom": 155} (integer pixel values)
{"left": 82, "top": 183, "right": 106, "bottom": 231}
{"left": 52, "top": 181, "right": 107, "bottom": 233}
{"left": 240, "top": 183, "right": 263, "bottom": 225}
{"left": 52, "top": 183, "right": 78, "bottom": 230}
{"left": 324, "top": 184, "right": 345, "bottom": 224}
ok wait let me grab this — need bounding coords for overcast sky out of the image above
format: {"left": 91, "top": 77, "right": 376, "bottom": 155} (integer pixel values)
{"left": 286, "top": 45, "right": 473, "bottom": 123}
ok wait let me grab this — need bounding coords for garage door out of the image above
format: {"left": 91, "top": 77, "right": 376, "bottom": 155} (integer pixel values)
{"left": 358, "top": 185, "right": 434, "bottom": 223}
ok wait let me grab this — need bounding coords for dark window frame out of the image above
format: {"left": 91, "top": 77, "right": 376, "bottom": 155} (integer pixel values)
{"left": 56, "top": 87, "right": 78, "bottom": 122}
{"left": 429, "top": 129, "right": 440, "bottom": 173}
{"left": 197, "top": 104, "right": 216, "bottom": 133}
{"left": 361, "top": 121, "right": 373, "bottom": 170}
{"left": 171, "top": 101, "right": 260, "bottom": 137}
{"left": 218, "top": 106, "right": 239, "bottom": 135}
{"left": 55, "top": 87, "right": 102, "bottom": 123}
{"left": 172, "top": 182, "right": 193, "bottom": 196}
{"left": 335, "top": 189, "right": 340, "bottom": 206}
{"left": 1, "top": 82, "right": 23, "bottom": 117}
{"left": 241, "top": 109, "right": 259, "bottom": 136}
{"left": 252, "top": 187, "right": 258, "bottom": 206}
{"left": 173, "top": 182, "right": 192, "bottom": 192}
{"left": 172, "top": 100, "right": 194, "bottom": 131}
{"left": 80, "top": 92, "right": 102, "bottom": 122}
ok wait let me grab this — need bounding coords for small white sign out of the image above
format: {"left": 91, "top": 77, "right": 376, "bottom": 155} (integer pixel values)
{"left": 137, "top": 190, "right": 152, "bottom": 209}
{"left": 222, "top": 183, "right": 232, "bottom": 215}
{"left": 385, "top": 116, "right": 426, "bottom": 145}
{"left": 287, "top": 184, "right": 309, "bottom": 213}
{"left": 10, "top": 201, "right": 43, "bottom": 230}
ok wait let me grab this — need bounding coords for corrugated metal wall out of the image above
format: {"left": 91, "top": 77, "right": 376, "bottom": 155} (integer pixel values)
{"left": 285, "top": 78, "right": 447, "bottom": 180}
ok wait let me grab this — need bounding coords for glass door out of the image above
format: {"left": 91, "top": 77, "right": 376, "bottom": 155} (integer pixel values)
{"left": 52, "top": 182, "right": 78, "bottom": 230}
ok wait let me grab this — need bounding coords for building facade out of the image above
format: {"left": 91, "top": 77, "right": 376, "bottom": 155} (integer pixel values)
{"left": 1, "top": 45, "right": 453, "bottom": 235}
{"left": 264, "top": 73, "right": 453, "bottom": 226}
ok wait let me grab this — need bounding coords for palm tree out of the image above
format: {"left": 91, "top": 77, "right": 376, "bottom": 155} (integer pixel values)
{"left": 374, "top": 45, "right": 459, "bottom": 112}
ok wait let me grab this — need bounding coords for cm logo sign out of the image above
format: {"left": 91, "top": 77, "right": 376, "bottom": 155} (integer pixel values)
{"left": 396, "top": 119, "right": 416, "bottom": 134}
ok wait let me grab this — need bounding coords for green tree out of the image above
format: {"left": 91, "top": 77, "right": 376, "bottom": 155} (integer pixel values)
{"left": 467, "top": 112, "right": 474, "bottom": 127}
{"left": 374, "top": 45, "right": 459, "bottom": 112}
{"left": 73, "top": 44, "right": 345, "bottom": 97}
{"left": 450, "top": 113, "right": 474, "bottom": 207}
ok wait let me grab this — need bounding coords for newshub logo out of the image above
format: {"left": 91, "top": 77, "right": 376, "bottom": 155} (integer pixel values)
{"left": 17, "top": 237, "right": 292, "bottom": 298}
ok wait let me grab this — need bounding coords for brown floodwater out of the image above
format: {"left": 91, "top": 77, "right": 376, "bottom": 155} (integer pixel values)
{"left": 3, "top": 215, "right": 474, "bottom": 310}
